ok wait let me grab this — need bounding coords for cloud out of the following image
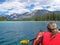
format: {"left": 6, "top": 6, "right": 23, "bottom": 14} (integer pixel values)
{"left": 0, "top": 0, "right": 30, "bottom": 15}
{"left": 0, "top": 0, "right": 60, "bottom": 15}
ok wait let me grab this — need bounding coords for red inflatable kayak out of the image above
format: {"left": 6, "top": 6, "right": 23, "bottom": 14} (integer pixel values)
{"left": 33, "top": 32, "right": 44, "bottom": 45}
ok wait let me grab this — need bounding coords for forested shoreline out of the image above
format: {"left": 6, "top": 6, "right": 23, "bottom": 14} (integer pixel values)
{"left": 0, "top": 13, "right": 60, "bottom": 21}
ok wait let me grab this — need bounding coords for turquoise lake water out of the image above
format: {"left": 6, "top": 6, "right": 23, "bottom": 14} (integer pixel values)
{"left": 0, "top": 21, "right": 60, "bottom": 45}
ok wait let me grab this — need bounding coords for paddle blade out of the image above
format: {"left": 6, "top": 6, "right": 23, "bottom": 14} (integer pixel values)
{"left": 20, "top": 40, "right": 30, "bottom": 44}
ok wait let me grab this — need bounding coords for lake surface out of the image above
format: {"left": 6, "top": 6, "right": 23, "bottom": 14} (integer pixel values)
{"left": 0, "top": 21, "right": 60, "bottom": 45}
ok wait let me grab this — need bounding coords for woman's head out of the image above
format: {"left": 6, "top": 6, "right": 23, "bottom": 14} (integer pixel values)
{"left": 47, "top": 22, "right": 58, "bottom": 32}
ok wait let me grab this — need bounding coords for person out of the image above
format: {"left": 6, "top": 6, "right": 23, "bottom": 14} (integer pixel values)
{"left": 33, "top": 22, "right": 60, "bottom": 45}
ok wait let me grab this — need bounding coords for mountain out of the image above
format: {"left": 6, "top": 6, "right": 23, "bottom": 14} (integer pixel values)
{"left": 5, "top": 9, "right": 60, "bottom": 21}
{"left": 54, "top": 11, "right": 60, "bottom": 14}
{"left": 28, "top": 9, "right": 52, "bottom": 17}
{"left": 6, "top": 12, "right": 29, "bottom": 20}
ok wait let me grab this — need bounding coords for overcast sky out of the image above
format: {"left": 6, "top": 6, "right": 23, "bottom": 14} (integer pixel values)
{"left": 0, "top": 0, "right": 60, "bottom": 15}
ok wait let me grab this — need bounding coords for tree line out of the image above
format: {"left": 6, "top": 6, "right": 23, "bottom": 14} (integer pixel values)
{"left": 21, "top": 13, "right": 60, "bottom": 21}
{"left": 0, "top": 13, "right": 60, "bottom": 21}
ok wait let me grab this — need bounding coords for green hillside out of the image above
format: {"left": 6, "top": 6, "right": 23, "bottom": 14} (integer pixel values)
{"left": 20, "top": 13, "right": 60, "bottom": 21}
{"left": 0, "top": 16, "right": 7, "bottom": 21}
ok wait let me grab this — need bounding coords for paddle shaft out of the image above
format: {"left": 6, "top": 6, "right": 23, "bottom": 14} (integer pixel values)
{"left": 30, "top": 38, "right": 36, "bottom": 41}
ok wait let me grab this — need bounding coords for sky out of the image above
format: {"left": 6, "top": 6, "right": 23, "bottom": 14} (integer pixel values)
{"left": 0, "top": 0, "right": 60, "bottom": 15}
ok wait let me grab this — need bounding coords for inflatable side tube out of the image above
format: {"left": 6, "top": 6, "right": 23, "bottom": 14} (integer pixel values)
{"left": 33, "top": 32, "right": 44, "bottom": 45}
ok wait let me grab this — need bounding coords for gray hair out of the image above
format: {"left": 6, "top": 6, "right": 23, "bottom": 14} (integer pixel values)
{"left": 47, "top": 21, "right": 57, "bottom": 28}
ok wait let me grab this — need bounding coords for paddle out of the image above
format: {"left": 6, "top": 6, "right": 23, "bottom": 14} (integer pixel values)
{"left": 20, "top": 30, "right": 43, "bottom": 45}
{"left": 20, "top": 38, "right": 36, "bottom": 45}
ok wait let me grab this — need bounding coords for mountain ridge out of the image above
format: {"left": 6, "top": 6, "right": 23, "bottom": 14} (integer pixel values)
{"left": 0, "top": 9, "right": 60, "bottom": 21}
